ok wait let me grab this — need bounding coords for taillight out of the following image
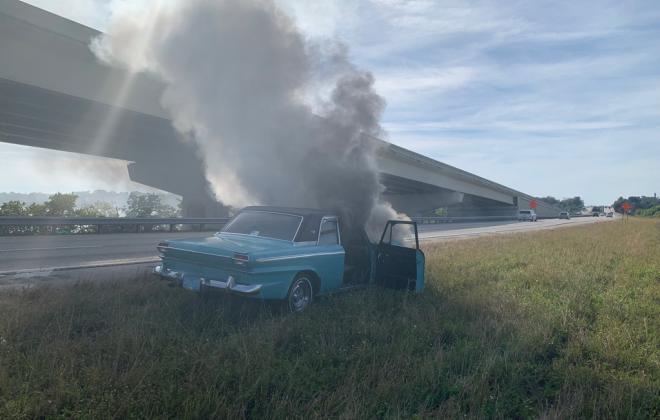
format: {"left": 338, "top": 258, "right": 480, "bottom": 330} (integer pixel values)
{"left": 233, "top": 253, "right": 249, "bottom": 265}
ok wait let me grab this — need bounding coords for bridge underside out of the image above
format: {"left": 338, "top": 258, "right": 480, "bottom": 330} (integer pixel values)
{"left": 0, "top": 77, "right": 226, "bottom": 217}
{"left": 2, "top": 77, "right": 519, "bottom": 218}
{"left": 381, "top": 174, "right": 516, "bottom": 217}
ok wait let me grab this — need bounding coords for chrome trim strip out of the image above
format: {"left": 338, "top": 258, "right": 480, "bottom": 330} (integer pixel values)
{"left": 233, "top": 284, "right": 261, "bottom": 293}
{"left": 256, "top": 251, "right": 344, "bottom": 263}
{"left": 294, "top": 241, "right": 317, "bottom": 247}
{"left": 218, "top": 232, "right": 293, "bottom": 244}
{"left": 292, "top": 214, "right": 304, "bottom": 242}
{"left": 157, "top": 246, "right": 233, "bottom": 260}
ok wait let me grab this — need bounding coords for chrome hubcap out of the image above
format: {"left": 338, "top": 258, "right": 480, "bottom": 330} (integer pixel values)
{"left": 290, "top": 278, "right": 312, "bottom": 312}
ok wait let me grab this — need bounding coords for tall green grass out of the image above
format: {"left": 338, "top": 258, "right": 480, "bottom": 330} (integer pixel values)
{"left": 0, "top": 219, "right": 658, "bottom": 418}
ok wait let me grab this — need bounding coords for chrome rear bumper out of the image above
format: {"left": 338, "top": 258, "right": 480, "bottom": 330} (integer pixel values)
{"left": 200, "top": 277, "right": 262, "bottom": 294}
{"left": 153, "top": 264, "right": 262, "bottom": 295}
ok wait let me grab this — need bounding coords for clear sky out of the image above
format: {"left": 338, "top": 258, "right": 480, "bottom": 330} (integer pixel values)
{"left": 5, "top": 0, "right": 660, "bottom": 205}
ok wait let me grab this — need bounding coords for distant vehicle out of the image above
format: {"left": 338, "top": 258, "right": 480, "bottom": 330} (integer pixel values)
{"left": 606, "top": 212, "right": 613, "bottom": 218}
{"left": 592, "top": 213, "right": 599, "bottom": 217}
{"left": 559, "top": 211, "right": 570, "bottom": 219}
{"left": 154, "top": 206, "right": 425, "bottom": 312}
{"left": 600, "top": 213, "right": 606, "bottom": 217}
{"left": 518, "top": 209, "right": 538, "bottom": 222}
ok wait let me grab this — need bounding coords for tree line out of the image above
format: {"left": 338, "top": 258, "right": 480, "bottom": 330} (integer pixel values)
{"left": 612, "top": 195, "right": 660, "bottom": 216}
{"left": 535, "top": 196, "right": 585, "bottom": 214}
{"left": 0, "top": 192, "right": 180, "bottom": 218}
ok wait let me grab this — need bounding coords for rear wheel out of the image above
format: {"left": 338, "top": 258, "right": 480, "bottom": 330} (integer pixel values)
{"left": 287, "top": 275, "right": 314, "bottom": 313}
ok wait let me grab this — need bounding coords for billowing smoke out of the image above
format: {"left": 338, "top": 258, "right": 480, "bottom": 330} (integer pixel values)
{"left": 29, "top": 148, "right": 140, "bottom": 192}
{"left": 92, "top": 0, "right": 405, "bottom": 237}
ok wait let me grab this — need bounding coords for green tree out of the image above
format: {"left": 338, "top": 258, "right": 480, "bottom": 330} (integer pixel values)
{"left": 26, "top": 202, "right": 47, "bottom": 216}
{"left": 75, "top": 201, "right": 120, "bottom": 217}
{"left": 126, "top": 193, "right": 178, "bottom": 218}
{"left": 0, "top": 201, "right": 27, "bottom": 216}
{"left": 559, "top": 197, "right": 584, "bottom": 213}
{"left": 612, "top": 195, "right": 659, "bottom": 214}
{"left": 45, "top": 193, "right": 78, "bottom": 216}
{"left": 612, "top": 196, "right": 626, "bottom": 214}
{"left": 637, "top": 205, "right": 660, "bottom": 217}
{"left": 537, "top": 196, "right": 559, "bottom": 205}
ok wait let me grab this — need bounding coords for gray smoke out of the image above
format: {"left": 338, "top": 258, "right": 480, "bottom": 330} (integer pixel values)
{"left": 29, "top": 148, "right": 137, "bottom": 191}
{"left": 92, "top": 0, "right": 405, "bottom": 236}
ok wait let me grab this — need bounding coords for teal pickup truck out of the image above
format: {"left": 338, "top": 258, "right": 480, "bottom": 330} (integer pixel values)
{"left": 154, "top": 206, "right": 425, "bottom": 312}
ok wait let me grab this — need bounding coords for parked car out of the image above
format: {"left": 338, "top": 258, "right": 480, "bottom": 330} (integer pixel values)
{"left": 606, "top": 212, "right": 613, "bottom": 218}
{"left": 559, "top": 211, "right": 570, "bottom": 219}
{"left": 518, "top": 209, "right": 538, "bottom": 222}
{"left": 153, "top": 206, "right": 425, "bottom": 312}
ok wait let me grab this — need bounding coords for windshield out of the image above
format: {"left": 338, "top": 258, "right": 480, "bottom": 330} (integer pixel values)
{"left": 519, "top": 210, "right": 531, "bottom": 214}
{"left": 221, "top": 211, "right": 302, "bottom": 241}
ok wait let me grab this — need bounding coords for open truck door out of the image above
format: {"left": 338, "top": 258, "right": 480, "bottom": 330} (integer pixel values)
{"left": 374, "top": 221, "right": 425, "bottom": 292}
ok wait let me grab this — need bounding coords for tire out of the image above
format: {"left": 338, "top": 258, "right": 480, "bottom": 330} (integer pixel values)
{"left": 287, "top": 275, "right": 314, "bottom": 313}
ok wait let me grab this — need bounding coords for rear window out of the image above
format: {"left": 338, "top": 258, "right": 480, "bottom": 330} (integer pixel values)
{"left": 222, "top": 211, "right": 302, "bottom": 241}
{"left": 519, "top": 210, "right": 531, "bottom": 214}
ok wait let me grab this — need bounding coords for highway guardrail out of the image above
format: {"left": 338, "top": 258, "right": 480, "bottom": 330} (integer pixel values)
{"left": 0, "top": 217, "right": 230, "bottom": 235}
{"left": 411, "top": 216, "right": 517, "bottom": 224}
{"left": 411, "top": 214, "right": 590, "bottom": 223}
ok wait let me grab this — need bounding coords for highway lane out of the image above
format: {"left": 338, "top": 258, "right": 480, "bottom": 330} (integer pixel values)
{"left": 0, "top": 231, "right": 210, "bottom": 272}
{"left": 417, "top": 216, "right": 612, "bottom": 241}
{"left": 0, "top": 217, "right": 613, "bottom": 274}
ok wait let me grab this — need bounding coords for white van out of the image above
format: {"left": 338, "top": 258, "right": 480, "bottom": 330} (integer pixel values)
{"left": 518, "top": 209, "right": 538, "bottom": 222}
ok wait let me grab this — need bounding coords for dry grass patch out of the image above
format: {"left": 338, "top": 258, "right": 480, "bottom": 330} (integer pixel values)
{"left": 0, "top": 219, "right": 658, "bottom": 418}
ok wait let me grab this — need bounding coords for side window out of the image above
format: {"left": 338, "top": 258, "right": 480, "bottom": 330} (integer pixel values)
{"left": 318, "top": 219, "right": 339, "bottom": 245}
{"left": 381, "top": 222, "right": 417, "bottom": 249}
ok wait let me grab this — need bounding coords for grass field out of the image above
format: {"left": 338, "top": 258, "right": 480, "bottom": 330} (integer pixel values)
{"left": 0, "top": 219, "right": 658, "bottom": 418}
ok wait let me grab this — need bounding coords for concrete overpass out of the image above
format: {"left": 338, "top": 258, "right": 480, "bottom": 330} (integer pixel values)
{"left": 0, "top": 0, "right": 559, "bottom": 218}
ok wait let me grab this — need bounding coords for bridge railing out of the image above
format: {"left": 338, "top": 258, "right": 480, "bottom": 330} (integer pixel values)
{"left": 0, "top": 217, "right": 230, "bottom": 235}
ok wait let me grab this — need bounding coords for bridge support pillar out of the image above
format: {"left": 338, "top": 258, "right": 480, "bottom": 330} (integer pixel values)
{"left": 127, "top": 160, "right": 229, "bottom": 218}
{"left": 180, "top": 193, "right": 228, "bottom": 218}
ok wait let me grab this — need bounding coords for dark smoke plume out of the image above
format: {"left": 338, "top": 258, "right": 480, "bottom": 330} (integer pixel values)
{"left": 92, "top": 0, "right": 405, "bottom": 237}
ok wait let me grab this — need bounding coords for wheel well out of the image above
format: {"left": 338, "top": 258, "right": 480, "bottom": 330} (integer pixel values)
{"left": 296, "top": 270, "right": 320, "bottom": 295}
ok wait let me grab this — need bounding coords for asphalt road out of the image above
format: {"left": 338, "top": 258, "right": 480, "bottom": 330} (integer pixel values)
{"left": 0, "top": 217, "right": 613, "bottom": 275}
{"left": 0, "top": 231, "right": 210, "bottom": 272}
{"left": 416, "top": 216, "right": 612, "bottom": 241}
